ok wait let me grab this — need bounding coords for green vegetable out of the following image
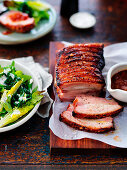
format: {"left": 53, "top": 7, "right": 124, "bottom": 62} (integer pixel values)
{"left": 4, "top": 0, "right": 50, "bottom": 24}
{"left": 0, "top": 90, "right": 7, "bottom": 112}
{"left": 0, "top": 61, "right": 44, "bottom": 128}
{"left": 3, "top": 102, "right": 13, "bottom": 114}
{"left": 0, "top": 79, "right": 23, "bottom": 112}
{"left": 0, "top": 91, "right": 43, "bottom": 128}
{"left": 15, "top": 70, "right": 31, "bottom": 83}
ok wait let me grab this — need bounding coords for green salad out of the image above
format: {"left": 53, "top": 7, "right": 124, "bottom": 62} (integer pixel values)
{"left": 4, "top": 0, "right": 50, "bottom": 25}
{"left": 0, "top": 61, "right": 43, "bottom": 128}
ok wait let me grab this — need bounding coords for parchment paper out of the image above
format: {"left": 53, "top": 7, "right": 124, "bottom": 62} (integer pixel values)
{"left": 49, "top": 42, "right": 127, "bottom": 148}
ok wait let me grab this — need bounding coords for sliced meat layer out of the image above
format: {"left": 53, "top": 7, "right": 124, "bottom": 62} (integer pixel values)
{"left": 57, "top": 71, "right": 104, "bottom": 83}
{"left": 0, "top": 11, "right": 35, "bottom": 33}
{"left": 58, "top": 44, "right": 104, "bottom": 55}
{"left": 57, "top": 61, "right": 103, "bottom": 71}
{"left": 60, "top": 104, "right": 114, "bottom": 133}
{"left": 56, "top": 66, "right": 101, "bottom": 77}
{"left": 57, "top": 55, "right": 102, "bottom": 66}
{"left": 57, "top": 76, "right": 105, "bottom": 92}
{"left": 73, "top": 96, "right": 123, "bottom": 119}
{"left": 56, "top": 86, "right": 101, "bottom": 101}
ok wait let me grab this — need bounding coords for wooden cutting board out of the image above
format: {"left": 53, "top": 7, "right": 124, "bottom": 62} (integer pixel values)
{"left": 49, "top": 41, "right": 115, "bottom": 154}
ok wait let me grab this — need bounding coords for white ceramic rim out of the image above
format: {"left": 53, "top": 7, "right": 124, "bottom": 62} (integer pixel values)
{"left": 107, "top": 62, "right": 127, "bottom": 94}
{"left": 0, "top": 59, "right": 41, "bottom": 133}
{"left": 0, "top": 1, "right": 57, "bottom": 45}
{"left": 69, "top": 12, "right": 96, "bottom": 29}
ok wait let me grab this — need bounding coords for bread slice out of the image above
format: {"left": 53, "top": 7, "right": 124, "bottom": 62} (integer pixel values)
{"left": 60, "top": 104, "right": 114, "bottom": 133}
{"left": 73, "top": 96, "right": 123, "bottom": 119}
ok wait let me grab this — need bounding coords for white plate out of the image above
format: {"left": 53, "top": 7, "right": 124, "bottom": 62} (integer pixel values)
{"left": 0, "top": 59, "right": 41, "bottom": 133}
{"left": 0, "top": 1, "right": 57, "bottom": 45}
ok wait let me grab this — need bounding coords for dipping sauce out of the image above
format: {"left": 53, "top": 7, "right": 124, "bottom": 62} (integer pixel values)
{"left": 2, "top": 30, "right": 13, "bottom": 35}
{"left": 111, "top": 70, "right": 127, "bottom": 91}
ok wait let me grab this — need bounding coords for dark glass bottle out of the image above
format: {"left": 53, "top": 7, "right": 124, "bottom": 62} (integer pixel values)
{"left": 60, "top": 0, "right": 79, "bottom": 18}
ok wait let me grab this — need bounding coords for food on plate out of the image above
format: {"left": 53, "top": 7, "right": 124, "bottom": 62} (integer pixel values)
{"left": 73, "top": 96, "right": 123, "bottom": 119}
{"left": 54, "top": 43, "right": 124, "bottom": 134}
{"left": 0, "top": 61, "right": 43, "bottom": 128}
{"left": 111, "top": 70, "right": 127, "bottom": 91}
{"left": 0, "top": 11, "right": 35, "bottom": 33}
{"left": 60, "top": 104, "right": 114, "bottom": 133}
{"left": 4, "top": 0, "right": 50, "bottom": 25}
{"left": 0, "top": 0, "right": 50, "bottom": 33}
{"left": 55, "top": 43, "right": 105, "bottom": 101}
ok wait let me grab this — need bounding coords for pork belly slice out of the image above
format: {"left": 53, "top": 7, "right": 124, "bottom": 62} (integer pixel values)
{"left": 57, "top": 51, "right": 103, "bottom": 64}
{"left": 57, "top": 51, "right": 103, "bottom": 60}
{"left": 56, "top": 86, "right": 101, "bottom": 101}
{"left": 57, "top": 76, "right": 105, "bottom": 92}
{"left": 57, "top": 54, "right": 102, "bottom": 65}
{"left": 56, "top": 65, "right": 101, "bottom": 75}
{"left": 58, "top": 43, "right": 104, "bottom": 56}
{"left": 57, "top": 61, "right": 103, "bottom": 71}
{"left": 60, "top": 104, "right": 114, "bottom": 133}
{"left": 73, "top": 96, "right": 123, "bottom": 119}
{"left": 57, "top": 70, "right": 103, "bottom": 81}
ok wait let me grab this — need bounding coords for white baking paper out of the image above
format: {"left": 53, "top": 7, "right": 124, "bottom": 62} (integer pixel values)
{"left": 49, "top": 42, "right": 127, "bottom": 148}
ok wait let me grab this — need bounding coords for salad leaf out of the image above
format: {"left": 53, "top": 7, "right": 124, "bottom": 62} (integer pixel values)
{"left": 32, "top": 86, "right": 38, "bottom": 94}
{"left": 7, "top": 79, "right": 23, "bottom": 96}
{"left": 0, "top": 91, "right": 43, "bottom": 128}
{"left": 0, "top": 90, "right": 7, "bottom": 112}
{"left": 15, "top": 70, "right": 31, "bottom": 83}
{"left": 3, "top": 102, "right": 13, "bottom": 114}
{"left": 0, "top": 79, "right": 23, "bottom": 112}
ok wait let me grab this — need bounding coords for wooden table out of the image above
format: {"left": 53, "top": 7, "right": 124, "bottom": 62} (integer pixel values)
{"left": 0, "top": 0, "right": 127, "bottom": 169}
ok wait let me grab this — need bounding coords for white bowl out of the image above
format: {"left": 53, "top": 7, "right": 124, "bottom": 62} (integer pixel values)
{"left": 0, "top": 59, "right": 41, "bottom": 132}
{"left": 69, "top": 12, "right": 96, "bottom": 29}
{"left": 107, "top": 63, "right": 127, "bottom": 103}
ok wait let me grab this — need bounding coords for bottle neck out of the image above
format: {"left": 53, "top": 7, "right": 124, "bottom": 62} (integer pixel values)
{"left": 60, "top": 0, "right": 79, "bottom": 18}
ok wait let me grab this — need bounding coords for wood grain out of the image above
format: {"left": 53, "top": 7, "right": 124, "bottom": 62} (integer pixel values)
{"left": 49, "top": 41, "right": 115, "bottom": 154}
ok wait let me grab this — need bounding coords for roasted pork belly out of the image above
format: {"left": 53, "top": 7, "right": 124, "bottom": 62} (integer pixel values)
{"left": 55, "top": 43, "right": 105, "bottom": 101}
{"left": 60, "top": 104, "right": 114, "bottom": 133}
{"left": 73, "top": 96, "right": 123, "bottom": 119}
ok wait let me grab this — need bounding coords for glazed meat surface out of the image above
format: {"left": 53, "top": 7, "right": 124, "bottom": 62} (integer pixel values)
{"left": 55, "top": 43, "right": 105, "bottom": 101}
{"left": 73, "top": 96, "right": 123, "bottom": 119}
{"left": 60, "top": 104, "right": 114, "bottom": 133}
{"left": 0, "top": 11, "right": 35, "bottom": 33}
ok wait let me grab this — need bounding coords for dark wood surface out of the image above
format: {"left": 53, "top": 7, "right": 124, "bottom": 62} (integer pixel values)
{"left": 0, "top": 0, "right": 127, "bottom": 168}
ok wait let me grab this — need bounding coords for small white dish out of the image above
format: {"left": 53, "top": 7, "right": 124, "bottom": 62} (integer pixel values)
{"left": 107, "top": 63, "right": 127, "bottom": 103}
{"left": 0, "top": 1, "right": 57, "bottom": 45}
{"left": 0, "top": 59, "right": 41, "bottom": 132}
{"left": 69, "top": 12, "right": 96, "bottom": 29}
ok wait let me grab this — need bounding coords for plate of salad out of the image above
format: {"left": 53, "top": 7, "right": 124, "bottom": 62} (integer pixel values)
{"left": 0, "top": 59, "right": 43, "bottom": 132}
{"left": 0, "top": 0, "right": 56, "bottom": 44}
